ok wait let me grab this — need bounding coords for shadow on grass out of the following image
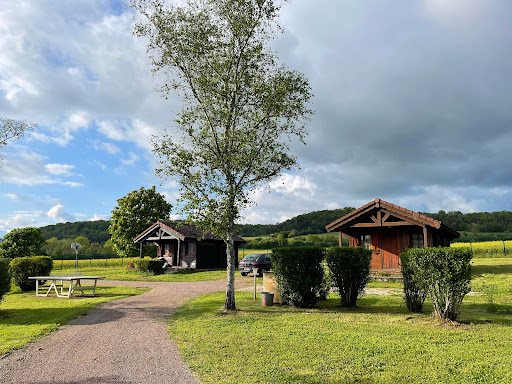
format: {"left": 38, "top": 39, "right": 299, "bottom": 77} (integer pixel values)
{"left": 0, "top": 306, "right": 126, "bottom": 326}
{"left": 472, "top": 264, "right": 512, "bottom": 276}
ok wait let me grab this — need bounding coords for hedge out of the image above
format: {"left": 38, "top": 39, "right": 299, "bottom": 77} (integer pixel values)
{"left": 271, "top": 247, "right": 325, "bottom": 307}
{"left": 399, "top": 250, "right": 427, "bottom": 313}
{"left": 9, "top": 256, "right": 53, "bottom": 291}
{"left": 0, "top": 258, "right": 11, "bottom": 301}
{"left": 134, "top": 258, "right": 165, "bottom": 275}
{"left": 405, "top": 247, "right": 472, "bottom": 321}
{"left": 325, "top": 247, "right": 372, "bottom": 307}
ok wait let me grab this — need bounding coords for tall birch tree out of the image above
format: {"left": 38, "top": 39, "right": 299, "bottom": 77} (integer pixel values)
{"left": 132, "top": 0, "right": 313, "bottom": 310}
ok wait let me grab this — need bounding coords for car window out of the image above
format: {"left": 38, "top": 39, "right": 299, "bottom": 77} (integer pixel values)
{"left": 265, "top": 256, "right": 271, "bottom": 262}
{"left": 242, "top": 255, "right": 258, "bottom": 261}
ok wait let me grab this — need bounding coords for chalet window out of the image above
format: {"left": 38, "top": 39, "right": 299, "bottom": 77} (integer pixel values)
{"left": 164, "top": 243, "right": 170, "bottom": 255}
{"left": 186, "top": 241, "right": 195, "bottom": 257}
{"left": 360, "top": 235, "right": 371, "bottom": 250}
{"left": 412, "top": 234, "right": 424, "bottom": 248}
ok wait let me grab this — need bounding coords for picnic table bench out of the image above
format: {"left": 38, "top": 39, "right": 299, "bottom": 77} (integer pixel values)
{"left": 28, "top": 276, "right": 105, "bottom": 298}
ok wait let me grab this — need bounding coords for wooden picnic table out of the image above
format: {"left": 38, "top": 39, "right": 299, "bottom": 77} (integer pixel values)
{"left": 28, "top": 276, "right": 105, "bottom": 298}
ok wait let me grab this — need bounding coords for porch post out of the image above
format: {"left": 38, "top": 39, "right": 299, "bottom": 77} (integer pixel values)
{"left": 423, "top": 226, "right": 428, "bottom": 248}
{"left": 338, "top": 232, "right": 343, "bottom": 247}
{"left": 177, "top": 239, "right": 181, "bottom": 267}
{"left": 139, "top": 241, "right": 143, "bottom": 259}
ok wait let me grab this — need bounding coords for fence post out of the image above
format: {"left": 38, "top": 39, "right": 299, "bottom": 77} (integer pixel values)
{"left": 503, "top": 240, "right": 506, "bottom": 256}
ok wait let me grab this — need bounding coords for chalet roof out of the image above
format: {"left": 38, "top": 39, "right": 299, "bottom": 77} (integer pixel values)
{"left": 133, "top": 221, "right": 246, "bottom": 243}
{"left": 325, "top": 198, "right": 459, "bottom": 238}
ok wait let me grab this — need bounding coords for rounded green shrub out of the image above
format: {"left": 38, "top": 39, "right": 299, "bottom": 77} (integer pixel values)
{"left": 272, "top": 246, "right": 325, "bottom": 308}
{"left": 400, "top": 250, "right": 427, "bottom": 313}
{"left": 325, "top": 247, "right": 372, "bottom": 307}
{"left": 9, "top": 256, "right": 53, "bottom": 291}
{"left": 406, "top": 247, "right": 472, "bottom": 321}
{"left": 0, "top": 258, "right": 11, "bottom": 301}
{"left": 134, "top": 258, "right": 165, "bottom": 275}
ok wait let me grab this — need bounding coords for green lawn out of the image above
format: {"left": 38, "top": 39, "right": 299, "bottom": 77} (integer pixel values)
{"left": 0, "top": 285, "right": 149, "bottom": 355}
{"left": 168, "top": 258, "right": 512, "bottom": 384}
{"left": 53, "top": 260, "right": 227, "bottom": 282}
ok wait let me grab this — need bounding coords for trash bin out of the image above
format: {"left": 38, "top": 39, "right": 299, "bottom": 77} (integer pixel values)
{"left": 260, "top": 292, "right": 274, "bottom": 306}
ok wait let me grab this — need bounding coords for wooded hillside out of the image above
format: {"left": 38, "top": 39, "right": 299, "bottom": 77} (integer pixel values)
{"left": 33, "top": 209, "right": 512, "bottom": 243}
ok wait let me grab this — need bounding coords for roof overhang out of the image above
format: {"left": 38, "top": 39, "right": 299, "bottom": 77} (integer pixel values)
{"left": 325, "top": 198, "right": 459, "bottom": 239}
{"left": 133, "top": 221, "right": 185, "bottom": 243}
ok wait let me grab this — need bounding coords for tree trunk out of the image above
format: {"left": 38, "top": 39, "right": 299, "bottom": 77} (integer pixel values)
{"left": 224, "top": 227, "right": 236, "bottom": 311}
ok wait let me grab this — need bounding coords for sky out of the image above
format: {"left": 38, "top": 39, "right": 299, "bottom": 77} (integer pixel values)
{"left": 1, "top": 0, "right": 512, "bottom": 237}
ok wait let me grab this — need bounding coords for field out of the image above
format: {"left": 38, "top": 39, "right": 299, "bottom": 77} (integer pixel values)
{"left": 168, "top": 258, "right": 512, "bottom": 384}
{"left": 452, "top": 240, "right": 512, "bottom": 258}
{"left": 52, "top": 259, "right": 227, "bottom": 282}
{"left": 0, "top": 285, "right": 148, "bottom": 355}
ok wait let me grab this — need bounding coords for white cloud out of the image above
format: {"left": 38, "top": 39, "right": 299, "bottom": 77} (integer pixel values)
{"left": 90, "top": 140, "right": 120, "bottom": 155}
{"left": 47, "top": 204, "right": 75, "bottom": 223}
{"left": 98, "top": 119, "right": 159, "bottom": 151}
{"left": 89, "top": 213, "right": 110, "bottom": 221}
{"left": 0, "top": 150, "right": 83, "bottom": 187}
{"left": 44, "top": 163, "right": 75, "bottom": 176}
{"left": 120, "top": 152, "right": 140, "bottom": 166}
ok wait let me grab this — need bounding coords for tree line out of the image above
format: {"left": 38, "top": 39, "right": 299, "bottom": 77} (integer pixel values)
{"left": 21, "top": 207, "right": 512, "bottom": 244}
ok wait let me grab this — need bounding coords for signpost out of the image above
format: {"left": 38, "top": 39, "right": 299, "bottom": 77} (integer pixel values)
{"left": 71, "top": 242, "right": 82, "bottom": 269}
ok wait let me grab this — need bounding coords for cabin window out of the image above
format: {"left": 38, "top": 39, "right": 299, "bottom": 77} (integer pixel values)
{"left": 412, "top": 234, "right": 424, "bottom": 248}
{"left": 164, "top": 243, "right": 170, "bottom": 255}
{"left": 186, "top": 241, "right": 195, "bottom": 257}
{"left": 360, "top": 235, "right": 371, "bottom": 250}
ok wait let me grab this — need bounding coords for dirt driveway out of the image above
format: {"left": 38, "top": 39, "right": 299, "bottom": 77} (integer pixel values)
{"left": 0, "top": 279, "right": 251, "bottom": 384}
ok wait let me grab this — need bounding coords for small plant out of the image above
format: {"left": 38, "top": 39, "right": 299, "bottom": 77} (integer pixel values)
{"left": 9, "top": 256, "right": 53, "bottom": 291}
{"left": 134, "top": 258, "right": 164, "bottom": 275}
{"left": 126, "top": 259, "right": 135, "bottom": 269}
{"left": 400, "top": 251, "right": 427, "bottom": 313}
{"left": 272, "top": 247, "right": 325, "bottom": 307}
{"left": 325, "top": 247, "right": 372, "bottom": 307}
{"left": 0, "top": 258, "right": 11, "bottom": 302}
{"left": 477, "top": 279, "right": 498, "bottom": 313}
{"left": 406, "top": 247, "right": 472, "bottom": 321}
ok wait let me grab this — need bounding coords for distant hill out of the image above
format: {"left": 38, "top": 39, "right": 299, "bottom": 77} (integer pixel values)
{"left": 36, "top": 209, "right": 512, "bottom": 243}
{"left": 40, "top": 220, "right": 111, "bottom": 243}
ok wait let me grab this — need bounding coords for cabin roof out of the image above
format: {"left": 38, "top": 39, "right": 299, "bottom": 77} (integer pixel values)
{"left": 133, "top": 221, "right": 246, "bottom": 243}
{"left": 325, "top": 198, "right": 459, "bottom": 238}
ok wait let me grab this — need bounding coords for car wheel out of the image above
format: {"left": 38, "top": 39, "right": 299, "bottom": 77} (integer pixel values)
{"left": 241, "top": 272, "right": 248, "bottom": 276}
{"left": 257, "top": 269, "right": 263, "bottom": 277}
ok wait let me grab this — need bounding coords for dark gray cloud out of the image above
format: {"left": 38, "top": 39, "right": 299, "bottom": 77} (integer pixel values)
{"left": 267, "top": 0, "right": 512, "bottom": 212}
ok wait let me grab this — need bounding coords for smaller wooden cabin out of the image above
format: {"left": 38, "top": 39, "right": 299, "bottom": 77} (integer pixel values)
{"left": 133, "top": 221, "right": 245, "bottom": 269}
{"left": 325, "top": 199, "right": 460, "bottom": 271}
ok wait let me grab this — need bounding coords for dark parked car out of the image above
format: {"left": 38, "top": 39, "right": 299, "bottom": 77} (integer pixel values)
{"left": 238, "top": 252, "right": 272, "bottom": 276}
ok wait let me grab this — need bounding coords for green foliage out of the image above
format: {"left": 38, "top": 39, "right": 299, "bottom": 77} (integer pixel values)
{"left": 0, "top": 227, "right": 46, "bottom": 259}
{"left": 271, "top": 247, "right": 325, "bottom": 307}
{"left": 1, "top": 118, "right": 37, "bottom": 164}
{"left": 40, "top": 220, "right": 111, "bottom": 243}
{"left": 0, "top": 258, "right": 11, "bottom": 302}
{"left": 134, "top": 258, "right": 164, "bottom": 275}
{"left": 132, "top": 0, "right": 312, "bottom": 311}
{"left": 406, "top": 247, "right": 472, "bottom": 321}
{"left": 9, "top": 256, "right": 53, "bottom": 291}
{"left": 399, "top": 251, "right": 426, "bottom": 312}
{"left": 325, "top": 247, "right": 372, "bottom": 307}
{"left": 109, "top": 186, "right": 172, "bottom": 259}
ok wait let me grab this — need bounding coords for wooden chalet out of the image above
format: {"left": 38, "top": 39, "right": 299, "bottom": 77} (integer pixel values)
{"left": 133, "top": 221, "right": 245, "bottom": 269}
{"left": 325, "top": 199, "right": 460, "bottom": 271}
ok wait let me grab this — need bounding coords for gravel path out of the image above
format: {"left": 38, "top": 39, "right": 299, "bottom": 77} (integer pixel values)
{"left": 0, "top": 279, "right": 251, "bottom": 384}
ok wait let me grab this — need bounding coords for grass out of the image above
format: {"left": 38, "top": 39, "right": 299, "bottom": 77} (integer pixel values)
{"left": 0, "top": 285, "right": 149, "bottom": 355}
{"left": 168, "top": 258, "right": 512, "bottom": 384}
{"left": 53, "top": 259, "right": 227, "bottom": 282}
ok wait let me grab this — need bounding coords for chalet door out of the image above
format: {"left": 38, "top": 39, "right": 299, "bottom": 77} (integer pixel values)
{"left": 379, "top": 231, "right": 401, "bottom": 270}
